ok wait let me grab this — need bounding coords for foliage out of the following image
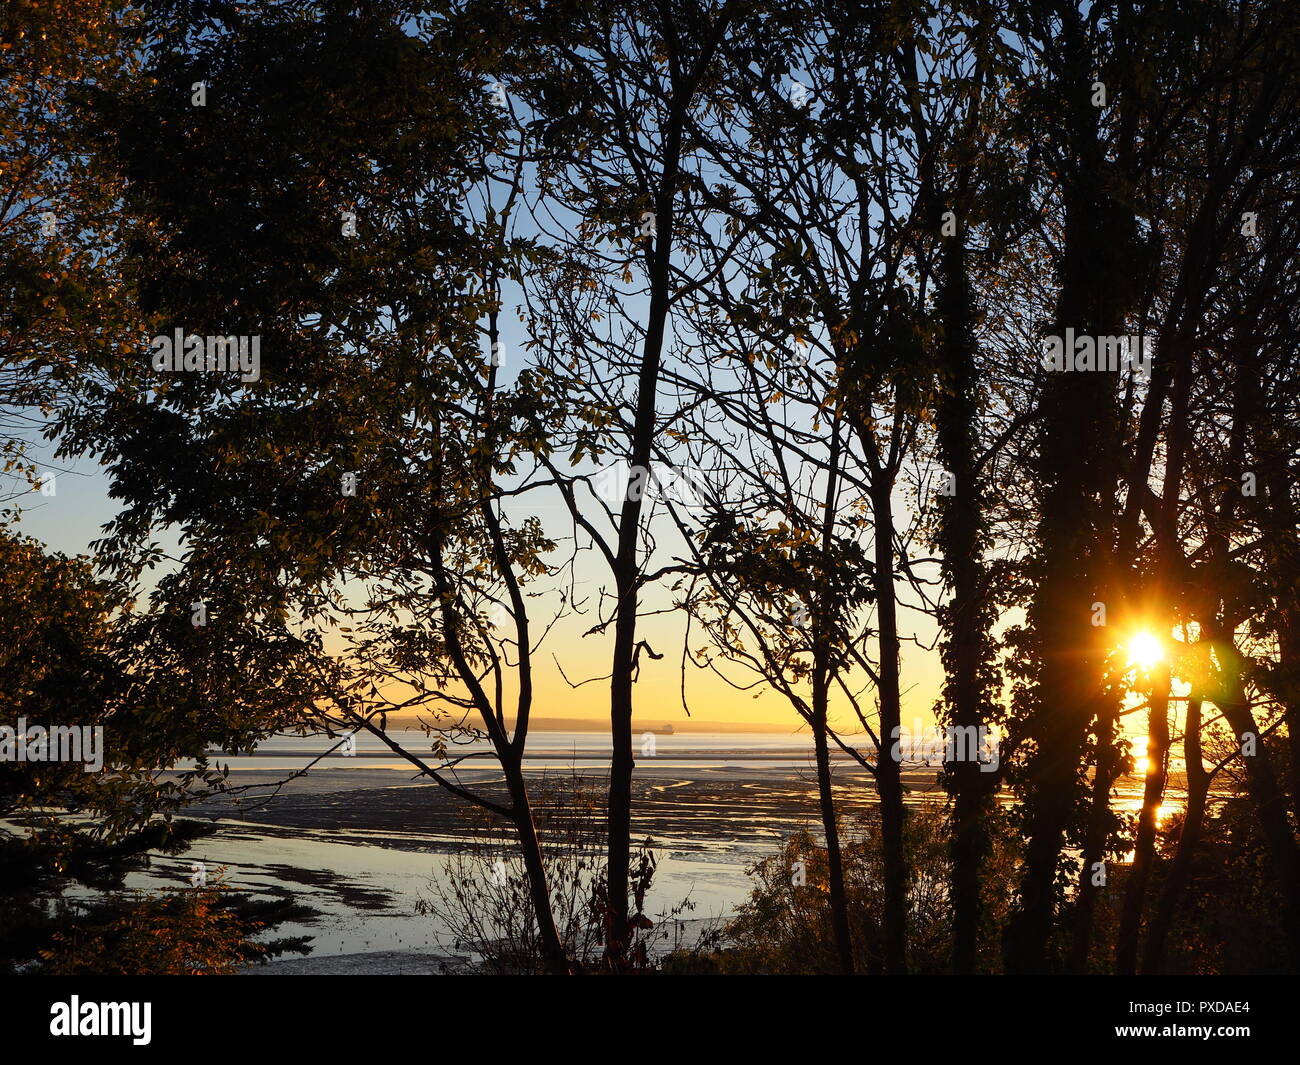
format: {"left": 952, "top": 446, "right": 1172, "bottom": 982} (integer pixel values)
{"left": 420, "top": 774, "right": 695, "bottom": 974}
{"left": 37, "top": 872, "right": 312, "bottom": 976}
{"left": 670, "top": 802, "right": 1021, "bottom": 975}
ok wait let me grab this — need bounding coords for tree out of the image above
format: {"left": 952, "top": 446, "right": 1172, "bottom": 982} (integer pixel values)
{"left": 59, "top": 0, "right": 586, "bottom": 972}
{"left": 506, "top": 0, "right": 749, "bottom": 968}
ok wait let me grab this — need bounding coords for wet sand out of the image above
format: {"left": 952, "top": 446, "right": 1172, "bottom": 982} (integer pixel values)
{"left": 154, "top": 763, "right": 1155, "bottom": 973}
{"left": 151, "top": 763, "right": 945, "bottom": 973}
{"left": 182, "top": 762, "right": 950, "bottom": 848}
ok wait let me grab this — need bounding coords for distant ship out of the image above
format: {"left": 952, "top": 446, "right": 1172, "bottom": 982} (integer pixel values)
{"left": 657, "top": 724, "right": 675, "bottom": 735}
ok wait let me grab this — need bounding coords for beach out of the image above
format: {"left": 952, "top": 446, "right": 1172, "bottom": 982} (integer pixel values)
{"left": 137, "top": 731, "right": 926, "bottom": 972}
{"left": 129, "top": 731, "right": 1157, "bottom": 973}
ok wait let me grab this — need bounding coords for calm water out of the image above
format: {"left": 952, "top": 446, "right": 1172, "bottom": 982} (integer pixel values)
{"left": 97, "top": 731, "right": 1171, "bottom": 964}
{"left": 187, "top": 728, "right": 968, "bottom": 772}
{"left": 185, "top": 728, "right": 863, "bottom": 769}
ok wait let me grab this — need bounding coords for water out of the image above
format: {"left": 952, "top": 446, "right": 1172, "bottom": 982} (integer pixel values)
{"left": 103, "top": 730, "right": 1178, "bottom": 966}
{"left": 183, "top": 728, "right": 856, "bottom": 772}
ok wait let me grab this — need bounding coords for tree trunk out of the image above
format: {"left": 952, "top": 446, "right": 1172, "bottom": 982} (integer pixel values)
{"left": 1212, "top": 632, "right": 1300, "bottom": 966}
{"left": 505, "top": 762, "right": 574, "bottom": 975}
{"left": 605, "top": 122, "right": 681, "bottom": 968}
{"left": 934, "top": 234, "right": 996, "bottom": 974}
{"left": 1003, "top": 17, "right": 1132, "bottom": 970}
{"left": 811, "top": 419, "right": 854, "bottom": 973}
{"left": 1142, "top": 694, "right": 1209, "bottom": 974}
{"left": 811, "top": 684, "right": 854, "bottom": 973}
{"left": 1116, "top": 313, "right": 1195, "bottom": 973}
{"left": 1115, "top": 669, "right": 1171, "bottom": 973}
{"left": 871, "top": 479, "right": 908, "bottom": 974}
{"left": 1259, "top": 434, "right": 1300, "bottom": 824}
{"left": 1067, "top": 722, "right": 1122, "bottom": 972}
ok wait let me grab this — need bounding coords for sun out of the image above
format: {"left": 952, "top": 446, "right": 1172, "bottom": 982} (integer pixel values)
{"left": 1127, "top": 631, "right": 1164, "bottom": 671}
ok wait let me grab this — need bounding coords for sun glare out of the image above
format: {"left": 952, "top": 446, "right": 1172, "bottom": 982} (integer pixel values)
{"left": 1127, "top": 631, "right": 1164, "bottom": 671}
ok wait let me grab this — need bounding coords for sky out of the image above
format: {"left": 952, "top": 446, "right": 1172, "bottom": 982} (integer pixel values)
{"left": 4, "top": 50, "right": 956, "bottom": 741}
{"left": 7, "top": 408, "right": 948, "bottom": 737}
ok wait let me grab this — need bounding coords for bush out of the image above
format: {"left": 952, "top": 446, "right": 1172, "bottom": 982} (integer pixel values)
{"left": 666, "top": 801, "right": 1020, "bottom": 974}
{"left": 419, "top": 772, "right": 696, "bottom": 973}
{"left": 36, "top": 872, "right": 303, "bottom": 975}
